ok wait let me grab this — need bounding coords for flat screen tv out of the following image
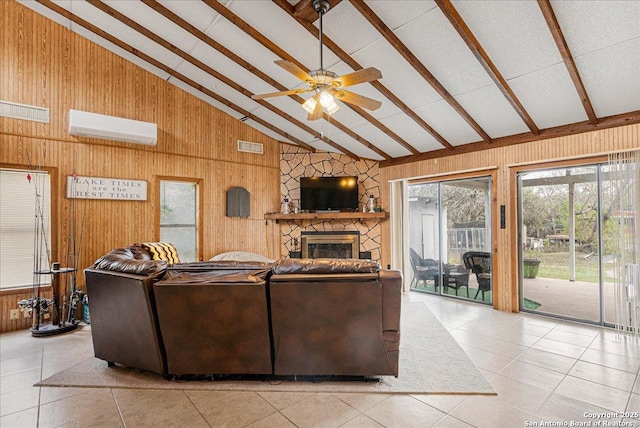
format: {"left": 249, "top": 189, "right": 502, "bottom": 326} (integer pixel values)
{"left": 300, "top": 176, "right": 359, "bottom": 212}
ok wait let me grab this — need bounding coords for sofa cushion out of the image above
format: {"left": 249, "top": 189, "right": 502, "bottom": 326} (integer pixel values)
{"left": 160, "top": 269, "right": 267, "bottom": 284}
{"left": 272, "top": 258, "right": 380, "bottom": 275}
{"left": 93, "top": 248, "right": 167, "bottom": 276}
{"left": 170, "top": 260, "right": 272, "bottom": 271}
{"left": 141, "top": 242, "right": 181, "bottom": 266}
{"left": 209, "top": 251, "right": 275, "bottom": 263}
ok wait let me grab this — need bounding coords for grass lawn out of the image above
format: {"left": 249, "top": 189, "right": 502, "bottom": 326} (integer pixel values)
{"left": 523, "top": 250, "right": 614, "bottom": 282}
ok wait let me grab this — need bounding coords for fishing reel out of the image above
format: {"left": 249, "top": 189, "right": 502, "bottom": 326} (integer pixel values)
{"left": 17, "top": 297, "right": 53, "bottom": 315}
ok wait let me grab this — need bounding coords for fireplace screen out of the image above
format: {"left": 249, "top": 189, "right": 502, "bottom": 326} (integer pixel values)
{"left": 301, "top": 232, "right": 360, "bottom": 259}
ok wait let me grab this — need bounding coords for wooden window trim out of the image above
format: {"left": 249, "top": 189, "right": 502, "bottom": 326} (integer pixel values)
{"left": 155, "top": 176, "right": 204, "bottom": 262}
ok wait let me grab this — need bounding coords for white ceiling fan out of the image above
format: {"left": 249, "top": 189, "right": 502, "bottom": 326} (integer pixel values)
{"left": 251, "top": 0, "right": 383, "bottom": 120}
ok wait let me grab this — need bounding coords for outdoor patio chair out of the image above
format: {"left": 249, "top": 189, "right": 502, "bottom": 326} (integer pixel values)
{"left": 462, "top": 251, "right": 491, "bottom": 300}
{"left": 409, "top": 248, "right": 439, "bottom": 289}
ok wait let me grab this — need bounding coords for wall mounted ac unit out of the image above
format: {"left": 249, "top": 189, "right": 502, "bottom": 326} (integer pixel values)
{"left": 68, "top": 109, "right": 157, "bottom": 145}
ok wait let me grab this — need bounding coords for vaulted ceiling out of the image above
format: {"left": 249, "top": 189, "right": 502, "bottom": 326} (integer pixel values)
{"left": 20, "top": 0, "right": 640, "bottom": 165}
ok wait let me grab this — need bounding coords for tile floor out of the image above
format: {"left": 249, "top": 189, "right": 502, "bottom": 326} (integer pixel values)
{"left": 1, "top": 292, "right": 639, "bottom": 427}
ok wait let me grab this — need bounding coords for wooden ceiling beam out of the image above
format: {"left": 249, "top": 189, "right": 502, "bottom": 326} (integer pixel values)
{"left": 293, "top": 0, "right": 342, "bottom": 23}
{"left": 538, "top": 0, "right": 598, "bottom": 125}
{"left": 380, "top": 110, "right": 640, "bottom": 168}
{"left": 350, "top": 0, "right": 492, "bottom": 144}
{"left": 140, "top": 0, "right": 370, "bottom": 160}
{"left": 35, "top": 0, "right": 315, "bottom": 152}
{"left": 272, "top": 0, "right": 452, "bottom": 152}
{"left": 202, "top": 0, "right": 391, "bottom": 160}
{"left": 85, "top": 0, "right": 343, "bottom": 156}
{"left": 435, "top": 0, "right": 540, "bottom": 135}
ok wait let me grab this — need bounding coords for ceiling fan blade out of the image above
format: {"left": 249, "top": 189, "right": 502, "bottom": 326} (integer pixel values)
{"left": 275, "top": 60, "right": 315, "bottom": 85}
{"left": 332, "top": 89, "right": 382, "bottom": 110}
{"left": 307, "top": 95, "right": 323, "bottom": 121}
{"left": 251, "top": 88, "right": 312, "bottom": 100}
{"left": 331, "top": 67, "right": 382, "bottom": 88}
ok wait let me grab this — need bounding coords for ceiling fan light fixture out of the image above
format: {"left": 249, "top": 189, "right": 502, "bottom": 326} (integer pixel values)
{"left": 319, "top": 90, "right": 340, "bottom": 114}
{"left": 253, "top": 0, "right": 381, "bottom": 120}
{"left": 325, "top": 100, "right": 340, "bottom": 115}
{"left": 302, "top": 96, "right": 318, "bottom": 114}
{"left": 319, "top": 90, "right": 333, "bottom": 107}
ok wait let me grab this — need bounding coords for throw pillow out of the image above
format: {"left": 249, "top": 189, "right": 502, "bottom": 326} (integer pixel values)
{"left": 209, "top": 251, "right": 275, "bottom": 263}
{"left": 142, "top": 242, "right": 181, "bottom": 266}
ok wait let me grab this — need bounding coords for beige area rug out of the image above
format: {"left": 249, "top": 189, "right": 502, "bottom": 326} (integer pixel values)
{"left": 37, "top": 301, "right": 495, "bottom": 395}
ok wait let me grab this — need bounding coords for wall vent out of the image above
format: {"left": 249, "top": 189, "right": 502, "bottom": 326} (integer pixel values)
{"left": 0, "top": 100, "right": 50, "bottom": 123}
{"left": 237, "top": 140, "right": 263, "bottom": 154}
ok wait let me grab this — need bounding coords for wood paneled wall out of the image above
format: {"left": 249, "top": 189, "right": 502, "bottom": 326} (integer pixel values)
{"left": 380, "top": 123, "right": 640, "bottom": 313}
{"left": 0, "top": 2, "right": 282, "bottom": 331}
{"left": 3, "top": 2, "right": 638, "bottom": 331}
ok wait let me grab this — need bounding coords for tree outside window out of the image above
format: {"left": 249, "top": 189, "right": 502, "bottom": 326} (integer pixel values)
{"left": 159, "top": 180, "right": 198, "bottom": 262}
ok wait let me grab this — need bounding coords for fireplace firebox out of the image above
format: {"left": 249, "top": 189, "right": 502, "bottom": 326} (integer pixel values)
{"left": 301, "top": 231, "right": 360, "bottom": 259}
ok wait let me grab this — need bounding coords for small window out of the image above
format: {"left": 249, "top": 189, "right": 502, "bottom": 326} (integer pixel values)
{"left": 1, "top": 169, "right": 51, "bottom": 289}
{"left": 159, "top": 179, "right": 199, "bottom": 262}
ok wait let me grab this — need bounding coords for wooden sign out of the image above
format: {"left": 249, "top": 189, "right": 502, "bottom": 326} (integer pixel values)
{"left": 226, "top": 186, "right": 250, "bottom": 218}
{"left": 66, "top": 176, "right": 147, "bottom": 200}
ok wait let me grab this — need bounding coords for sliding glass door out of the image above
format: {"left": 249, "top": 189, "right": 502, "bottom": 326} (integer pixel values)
{"left": 518, "top": 161, "right": 631, "bottom": 326}
{"left": 408, "top": 182, "right": 440, "bottom": 294}
{"left": 519, "top": 166, "right": 602, "bottom": 322}
{"left": 408, "top": 177, "right": 492, "bottom": 304}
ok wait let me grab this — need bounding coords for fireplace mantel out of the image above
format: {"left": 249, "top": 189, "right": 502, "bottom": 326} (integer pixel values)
{"left": 265, "top": 211, "right": 388, "bottom": 223}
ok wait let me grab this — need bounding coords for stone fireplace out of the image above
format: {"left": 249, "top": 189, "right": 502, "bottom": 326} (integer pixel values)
{"left": 278, "top": 146, "right": 382, "bottom": 261}
{"left": 301, "top": 231, "right": 360, "bottom": 259}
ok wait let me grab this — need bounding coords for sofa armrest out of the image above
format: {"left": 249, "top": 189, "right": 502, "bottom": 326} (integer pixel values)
{"left": 92, "top": 248, "right": 167, "bottom": 277}
{"left": 84, "top": 268, "right": 166, "bottom": 374}
{"left": 380, "top": 269, "right": 402, "bottom": 336}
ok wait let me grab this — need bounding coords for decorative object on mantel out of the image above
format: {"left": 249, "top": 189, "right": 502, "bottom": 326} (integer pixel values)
{"left": 290, "top": 199, "right": 299, "bottom": 214}
{"left": 226, "top": 186, "right": 250, "bottom": 218}
{"left": 368, "top": 194, "right": 376, "bottom": 213}
{"left": 281, "top": 197, "right": 290, "bottom": 214}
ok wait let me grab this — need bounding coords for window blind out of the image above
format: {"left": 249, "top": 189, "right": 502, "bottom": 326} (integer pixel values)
{"left": 0, "top": 169, "right": 51, "bottom": 289}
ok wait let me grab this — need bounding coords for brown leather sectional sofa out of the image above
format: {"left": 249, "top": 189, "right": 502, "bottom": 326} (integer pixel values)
{"left": 84, "top": 246, "right": 402, "bottom": 378}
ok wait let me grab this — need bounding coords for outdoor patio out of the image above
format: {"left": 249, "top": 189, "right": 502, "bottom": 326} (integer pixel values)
{"left": 523, "top": 277, "right": 619, "bottom": 323}
{"left": 411, "top": 273, "right": 625, "bottom": 325}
